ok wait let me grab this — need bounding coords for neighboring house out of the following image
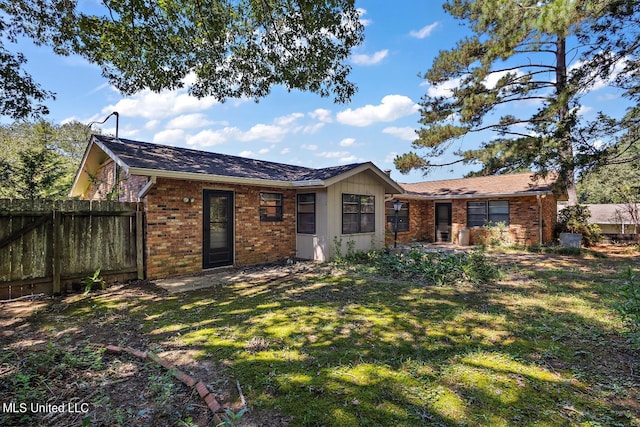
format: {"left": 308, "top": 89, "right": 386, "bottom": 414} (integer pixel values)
{"left": 386, "top": 173, "right": 562, "bottom": 246}
{"left": 70, "top": 135, "right": 403, "bottom": 279}
{"left": 566, "top": 204, "right": 639, "bottom": 236}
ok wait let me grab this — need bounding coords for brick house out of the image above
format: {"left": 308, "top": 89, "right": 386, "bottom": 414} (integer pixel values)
{"left": 70, "top": 135, "right": 403, "bottom": 279}
{"left": 385, "top": 173, "right": 562, "bottom": 247}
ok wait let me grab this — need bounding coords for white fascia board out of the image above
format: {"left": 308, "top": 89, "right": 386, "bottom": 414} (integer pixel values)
{"left": 291, "top": 179, "right": 325, "bottom": 187}
{"left": 391, "top": 190, "right": 554, "bottom": 200}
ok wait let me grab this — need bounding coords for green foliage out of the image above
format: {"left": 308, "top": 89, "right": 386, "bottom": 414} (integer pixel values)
{"left": 82, "top": 268, "right": 106, "bottom": 294}
{"left": 479, "top": 221, "right": 512, "bottom": 247}
{"left": 397, "top": 0, "right": 640, "bottom": 205}
{"left": 617, "top": 268, "right": 640, "bottom": 346}
{"left": 1, "top": 0, "right": 364, "bottom": 119}
{"left": 0, "top": 120, "right": 92, "bottom": 199}
{"left": 340, "top": 247, "right": 503, "bottom": 286}
{"left": 217, "top": 407, "right": 248, "bottom": 427}
{"left": 332, "top": 236, "right": 359, "bottom": 262}
{"left": 557, "top": 205, "right": 602, "bottom": 247}
{"left": 2, "top": 341, "right": 105, "bottom": 425}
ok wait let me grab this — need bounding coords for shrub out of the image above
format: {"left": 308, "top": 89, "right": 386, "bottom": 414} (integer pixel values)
{"left": 478, "top": 221, "right": 512, "bottom": 247}
{"left": 339, "top": 247, "right": 502, "bottom": 286}
{"left": 556, "top": 205, "right": 602, "bottom": 247}
{"left": 617, "top": 268, "right": 640, "bottom": 346}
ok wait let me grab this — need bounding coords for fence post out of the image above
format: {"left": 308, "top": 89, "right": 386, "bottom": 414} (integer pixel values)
{"left": 136, "top": 207, "right": 144, "bottom": 280}
{"left": 52, "top": 209, "right": 61, "bottom": 295}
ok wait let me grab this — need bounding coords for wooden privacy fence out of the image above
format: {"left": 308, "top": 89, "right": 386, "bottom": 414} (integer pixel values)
{"left": 0, "top": 199, "right": 144, "bottom": 300}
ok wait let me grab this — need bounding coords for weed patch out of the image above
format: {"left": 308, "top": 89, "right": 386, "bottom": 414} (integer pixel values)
{"left": 336, "top": 247, "right": 503, "bottom": 286}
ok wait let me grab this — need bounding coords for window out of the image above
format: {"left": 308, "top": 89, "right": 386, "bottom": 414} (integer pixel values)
{"left": 342, "top": 194, "right": 375, "bottom": 234}
{"left": 260, "top": 192, "right": 283, "bottom": 221}
{"left": 386, "top": 201, "right": 409, "bottom": 232}
{"left": 467, "top": 200, "right": 510, "bottom": 227}
{"left": 297, "top": 193, "right": 316, "bottom": 234}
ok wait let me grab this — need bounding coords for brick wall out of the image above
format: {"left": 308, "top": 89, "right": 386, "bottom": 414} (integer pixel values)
{"left": 143, "top": 178, "right": 297, "bottom": 279}
{"left": 85, "top": 160, "right": 148, "bottom": 202}
{"left": 385, "top": 199, "right": 433, "bottom": 245}
{"left": 386, "top": 195, "right": 557, "bottom": 247}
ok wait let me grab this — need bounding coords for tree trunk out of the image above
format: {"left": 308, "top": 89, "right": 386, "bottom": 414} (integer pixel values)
{"left": 556, "top": 35, "right": 578, "bottom": 205}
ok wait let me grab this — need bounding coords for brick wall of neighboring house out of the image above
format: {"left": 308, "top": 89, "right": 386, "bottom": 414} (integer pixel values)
{"left": 141, "top": 177, "right": 297, "bottom": 279}
{"left": 385, "top": 194, "right": 557, "bottom": 247}
{"left": 385, "top": 199, "right": 433, "bottom": 245}
{"left": 85, "top": 159, "right": 148, "bottom": 202}
{"left": 463, "top": 195, "right": 557, "bottom": 246}
{"left": 541, "top": 194, "right": 557, "bottom": 244}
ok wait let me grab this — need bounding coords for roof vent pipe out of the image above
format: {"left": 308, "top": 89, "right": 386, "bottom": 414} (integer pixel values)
{"left": 87, "top": 111, "right": 119, "bottom": 140}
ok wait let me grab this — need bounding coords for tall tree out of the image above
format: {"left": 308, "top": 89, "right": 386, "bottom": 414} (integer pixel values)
{"left": 0, "top": 0, "right": 364, "bottom": 120}
{"left": 395, "top": 0, "right": 640, "bottom": 205}
{"left": 0, "top": 120, "right": 92, "bottom": 198}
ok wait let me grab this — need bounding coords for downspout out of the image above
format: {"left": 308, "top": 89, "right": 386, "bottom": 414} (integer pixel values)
{"left": 137, "top": 176, "right": 156, "bottom": 202}
{"left": 537, "top": 194, "right": 543, "bottom": 245}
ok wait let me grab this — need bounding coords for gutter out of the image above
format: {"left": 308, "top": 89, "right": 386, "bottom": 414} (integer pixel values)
{"left": 393, "top": 190, "right": 553, "bottom": 201}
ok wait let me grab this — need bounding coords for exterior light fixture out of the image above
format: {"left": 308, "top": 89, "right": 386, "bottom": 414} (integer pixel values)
{"left": 393, "top": 200, "right": 403, "bottom": 248}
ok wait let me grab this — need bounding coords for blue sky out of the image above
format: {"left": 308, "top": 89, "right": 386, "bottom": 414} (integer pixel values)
{"left": 8, "top": 1, "right": 630, "bottom": 184}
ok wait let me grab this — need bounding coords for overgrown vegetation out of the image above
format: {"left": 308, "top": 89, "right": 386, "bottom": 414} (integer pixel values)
{"left": 2, "top": 247, "right": 639, "bottom": 426}
{"left": 334, "top": 247, "right": 503, "bottom": 286}
{"left": 556, "top": 204, "right": 602, "bottom": 247}
{"left": 617, "top": 268, "right": 640, "bottom": 347}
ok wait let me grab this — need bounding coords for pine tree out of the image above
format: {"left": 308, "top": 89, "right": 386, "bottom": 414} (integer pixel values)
{"left": 396, "top": 0, "right": 639, "bottom": 205}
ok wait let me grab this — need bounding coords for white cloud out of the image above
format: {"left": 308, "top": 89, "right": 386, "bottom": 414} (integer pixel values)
{"left": 258, "top": 147, "right": 270, "bottom": 154}
{"left": 103, "top": 88, "right": 219, "bottom": 119}
{"left": 153, "top": 129, "right": 186, "bottom": 144}
{"left": 339, "top": 138, "right": 356, "bottom": 147}
{"left": 309, "top": 108, "right": 333, "bottom": 123}
{"left": 410, "top": 22, "right": 439, "bottom": 39}
{"left": 427, "top": 77, "right": 462, "bottom": 97}
{"left": 382, "top": 126, "right": 416, "bottom": 141}
{"left": 303, "top": 123, "right": 325, "bottom": 134}
{"left": 301, "top": 144, "right": 318, "bottom": 151}
{"left": 336, "top": 94, "right": 419, "bottom": 127}
{"left": 352, "top": 49, "right": 388, "bottom": 66}
{"left": 318, "top": 151, "right": 358, "bottom": 163}
{"left": 317, "top": 151, "right": 350, "bottom": 158}
{"left": 239, "top": 150, "right": 253, "bottom": 157}
{"left": 166, "top": 113, "right": 213, "bottom": 129}
{"left": 483, "top": 69, "right": 525, "bottom": 89}
{"left": 384, "top": 151, "right": 398, "bottom": 163}
{"left": 280, "top": 147, "right": 291, "bottom": 155}
{"left": 240, "top": 124, "right": 288, "bottom": 142}
{"left": 274, "top": 112, "right": 304, "bottom": 126}
{"left": 185, "top": 128, "right": 239, "bottom": 147}
{"left": 357, "top": 8, "right": 372, "bottom": 26}
{"left": 145, "top": 120, "right": 160, "bottom": 130}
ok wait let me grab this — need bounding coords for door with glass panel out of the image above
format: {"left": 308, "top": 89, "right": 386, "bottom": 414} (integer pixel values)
{"left": 435, "top": 202, "right": 452, "bottom": 242}
{"left": 203, "top": 190, "right": 234, "bottom": 268}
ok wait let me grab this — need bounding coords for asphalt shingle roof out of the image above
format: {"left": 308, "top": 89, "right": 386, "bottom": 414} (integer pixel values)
{"left": 95, "top": 135, "right": 364, "bottom": 182}
{"left": 400, "top": 172, "right": 556, "bottom": 197}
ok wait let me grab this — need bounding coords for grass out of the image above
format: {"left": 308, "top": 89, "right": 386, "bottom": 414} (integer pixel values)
{"left": 3, "top": 246, "right": 640, "bottom": 426}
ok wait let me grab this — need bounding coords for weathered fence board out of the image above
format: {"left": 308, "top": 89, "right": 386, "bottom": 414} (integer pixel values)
{"left": 0, "top": 199, "right": 144, "bottom": 299}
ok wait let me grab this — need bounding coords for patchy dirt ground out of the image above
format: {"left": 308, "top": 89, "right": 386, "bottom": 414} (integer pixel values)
{"left": 0, "top": 279, "right": 293, "bottom": 427}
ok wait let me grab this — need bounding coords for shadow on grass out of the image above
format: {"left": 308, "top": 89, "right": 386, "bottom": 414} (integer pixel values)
{"left": 50, "top": 255, "right": 640, "bottom": 426}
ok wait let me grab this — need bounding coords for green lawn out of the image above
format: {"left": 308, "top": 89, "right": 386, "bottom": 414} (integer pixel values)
{"left": 2, "top": 247, "right": 639, "bottom": 426}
